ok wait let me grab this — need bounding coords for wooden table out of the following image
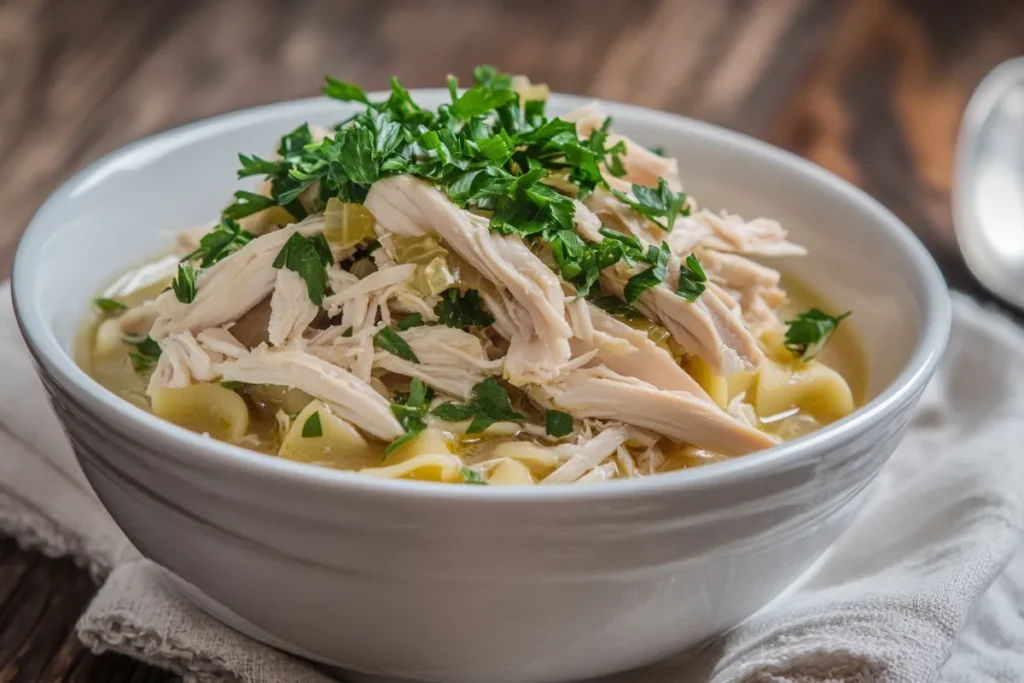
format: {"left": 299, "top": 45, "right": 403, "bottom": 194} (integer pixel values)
{"left": 1, "top": 0, "right": 1021, "bottom": 679}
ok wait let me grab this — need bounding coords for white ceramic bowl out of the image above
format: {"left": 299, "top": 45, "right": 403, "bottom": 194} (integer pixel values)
{"left": 12, "top": 93, "right": 950, "bottom": 683}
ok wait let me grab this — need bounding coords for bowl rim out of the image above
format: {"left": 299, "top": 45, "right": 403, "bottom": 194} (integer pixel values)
{"left": 11, "top": 91, "right": 952, "bottom": 502}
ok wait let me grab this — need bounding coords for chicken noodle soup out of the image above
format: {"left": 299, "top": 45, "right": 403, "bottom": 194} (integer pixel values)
{"left": 79, "top": 67, "right": 865, "bottom": 486}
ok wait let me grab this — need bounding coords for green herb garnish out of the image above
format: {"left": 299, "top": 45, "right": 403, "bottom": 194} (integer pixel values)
{"left": 397, "top": 313, "right": 425, "bottom": 330}
{"left": 433, "top": 289, "right": 494, "bottom": 331}
{"left": 126, "top": 336, "right": 161, "bottom": 375}
{"left": 545, "top": 410, "right": 574, "bottom": 438}
{"left": 93, "top": 298, "right": 127, "bottom": 316}
{"left": 373, "top": 327, "right": 419, "bottom": 363}
{"left": 432, "top": 377, "right": 524, "bottom": 434}
{"left": 610, "top": 178, "right": 689, "bottom": 231}
{"left": 301, "top": 411, "right": 323, "bottom": 438}
{"left": 222, "top": 190, "right": 276, "bottom": 221}
{"left": 220, "top": 381, "right": 246, "bottom": 390}
{"left": 171, "top": 263, "right": 197, "bottom": 304}
{"left": 341, "top": 326, "right": 354, "bottom": 337}
{"left": 183, "top": 218, "right": 253, "bottom": 268}
{"left": 385, "top": 377, "right": 429, "bottom": 456}
{"left": 676, "top": 254, "right": 707, "bottom": 302}
{"left": 784, "top": 309, "right": 851, "bottom": 362}
{"left": 460, "top": 466, "right": 488, "bottom": 485}
{"left": 623, "top": 242, "right": 670, "bottom": 305}
{"left": 272, "top": 232, "right": 334, "bottom": 305}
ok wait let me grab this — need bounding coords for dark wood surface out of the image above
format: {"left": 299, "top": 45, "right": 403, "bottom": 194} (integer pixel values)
{"left": 1, "top": 0, "right": 1022, "bottom": 679}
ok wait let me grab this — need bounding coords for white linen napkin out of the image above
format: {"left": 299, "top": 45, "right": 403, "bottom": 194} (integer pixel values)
{"left": 2, "top": 279, "right": 1024, "bottom": 683}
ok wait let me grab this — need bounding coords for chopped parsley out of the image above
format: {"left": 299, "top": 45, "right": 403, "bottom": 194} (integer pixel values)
{"left": 126, "top": 335, "right": 161, "bottom": 375}
{"left": 222, "top": 190, "right": 275, "bottom": 221}
{"left": 545, "top": 410, "right": 574, "bottom": 438}
{"left": 784, "top": 309, "right": 850, "bottom": 362}
{"left": 171, "top": 262, "right": 196, "bottom": 304}
{"left": 301, "top": 411, "right": 323, "bottom": 438}
{"left": 385, "top": 377, "right": 430, "bottom": 456}
{"left": 373, "top": 327, "right": 419, "bottom": 362}
{"left": 183, "top": 218, "right": 252, "bottom": 268}
{"left": 432, "top": 377, "right": 524, "bottom": 434}
{"left": 233, "top": 67, "right": 683, "bottom": 299}
{"left": 460, "top": 466, "right": 487, "bottom": 485}
{"left": 623, "top": 242, "right": 671, "bottom": 305}
{"left": 220, "top": 381, "right": 246, "bottom": 390}
{"left": 676, "top": 254, "right": 707, "bottom": 302}
{"left": 397, "top": 313, "right": 425, "bottom": 330}
{"left": 93, "top": 298, "right": 127, "bottom": 316}
{"left": 610, "top": 178, "right": 689, "bottom": 231}
{"left": 272, "top": 232, "right": 334, "bottom": 305}
{"left": 434, "top": 289, "right": 494, "bottom": 331}
{"left": 341, "top": 326, "right": 354, "bottom": 337}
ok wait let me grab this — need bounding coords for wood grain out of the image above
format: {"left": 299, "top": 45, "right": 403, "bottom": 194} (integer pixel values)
{"left": 0, "top": 0, "right": 1022, "bottom": 679}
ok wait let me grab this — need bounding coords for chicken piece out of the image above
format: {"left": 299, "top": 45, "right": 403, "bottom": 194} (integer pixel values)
{"left": 538, "top": 366, "right": 777, "bottom": 457}
{"left": 574, "top": 304, "right": 714, "bottom": 400}
{"left": 564, "top": 103, "right": 683, "bottom": 193}
{"left": 147, "top": 331, "right": 218, "bottom": 396}
{"left": 149, "top": 215, "right": 324, "bottom": 340}
{"left": 267, "top": 269, "right": 319, "bottom": 347}
{"left": 215, "top": 345, "right": 401, "bottom": 440}
{"left": 680, "top": 210, "right": 807, "bottom": 258}
{"left": 366, "top": 176, "right": 571, "bottom": 385}
{"left": 308, "top": 326, "right": 377, "bottom": 383}
{"left": 196, "top": 327, "right": 247, "bottom": 360}
{"left": 542, "top": 427, "right": 629, "bottom": 484}
{"left": 373, "top": 326, "right": 503, "bottom": 399}
{"left": 323, "top": 263, "right": 415, "bottom": 325}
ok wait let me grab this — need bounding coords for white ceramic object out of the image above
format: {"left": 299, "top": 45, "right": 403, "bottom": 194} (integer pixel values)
{"left": 12, "top": 93, "right": 950, "bottom": 683}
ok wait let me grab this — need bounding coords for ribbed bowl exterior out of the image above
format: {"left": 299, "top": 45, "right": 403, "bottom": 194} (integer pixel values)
{"left": 37, "top": 355, "right": 920, "bottom": 683}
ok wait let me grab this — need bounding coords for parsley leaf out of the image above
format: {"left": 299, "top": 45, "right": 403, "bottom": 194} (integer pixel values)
{"left": 433, "top": 289, "right": 494, "bottom": 331}
{"left": 611, "top": 178, "right": 689, "bottom": 231}
{"left": 301, "top": 411, "right": 323, "bottom": 438}
{"left": 223, "top": 190, "right": 276, "bottom": 220}
{"left": 93, "top": 298, "right": 127, "bottom": 316}
{"left": 784, "top": 309, "right": 851, "bottom": 362}
{"left": 272, "top": 232, "right": 333, "bottom": 305}
{"left": 676, "top": 254, "right": 707, "bottom": 302}
{"left": 385, "top": 378, "right": 430, "bottom": 456}
{"left": 432, "top": 377, "right": 523, "bottom": 434}
{"left": 373, "top": 327, "right": 419, "bottom": 363}
{"left": 545, "top": 410, "right": 574, "bottom": 438}
{"left": 184, "top": 218, "right": 252, "bottom": 268}
{"left": 126, "top": 336, "right": 161, "bottom": 375}
{"left": 448, "top": 74, "right": 517, "bottom": 119}
{"left": 322, "top": 76, "right": 371, "bottom": 104}
{"left": 397, "top": 313, "right": 425, "bottom": 330}
{"left": 623, "top": 241, "right": 670, "bottom": 305}
{"left": 460, "top": 466, "right": 487, "bottom": 485}
{"left": 171, "top": 262, "right": 197, "bottom": 304}
{"left": 341, "top": 326, "right": 354, "bottom": 337}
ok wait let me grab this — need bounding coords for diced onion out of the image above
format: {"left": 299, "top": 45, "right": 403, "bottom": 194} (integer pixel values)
{"left": 323, "top": 198, "right": 376, "bottom": 249}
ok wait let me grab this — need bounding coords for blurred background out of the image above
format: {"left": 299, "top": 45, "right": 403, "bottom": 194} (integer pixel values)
{"left": 1, "top": 0, "right": 1023, "bottom": 679}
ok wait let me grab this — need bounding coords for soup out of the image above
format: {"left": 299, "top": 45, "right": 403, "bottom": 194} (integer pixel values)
{"left": 78, "top": 67, "right": 865, "bottom": 486}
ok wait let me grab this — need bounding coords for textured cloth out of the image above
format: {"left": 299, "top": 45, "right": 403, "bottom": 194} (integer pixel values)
{"left": 2, "top": 280, "right": 1024, "bottom": 683}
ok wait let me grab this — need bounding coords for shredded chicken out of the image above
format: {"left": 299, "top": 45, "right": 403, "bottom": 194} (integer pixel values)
{"left": 366, "top": 175, "right": 572, "bottom": 385}
{"left": 537, "top": 366, "right": 778, "bottom": 457}
{"left": 148, "top": 331, "right": 218, "bottom": 395}
{"left": 267, "top": 269, "right": 318, "bottom": 347}
{"left": 215, "top": 346, "right": 402, "bottom": 440}
{"left": 372, "top": 325, "right": 502, "bottom": 399}
{"left": 149, "top": 215, "right": 325, "bottom": 340}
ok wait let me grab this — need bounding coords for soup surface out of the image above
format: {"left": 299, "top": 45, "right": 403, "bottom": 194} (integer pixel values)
{"left": 78, "top": 67, "right": 865, "bottom": 486}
